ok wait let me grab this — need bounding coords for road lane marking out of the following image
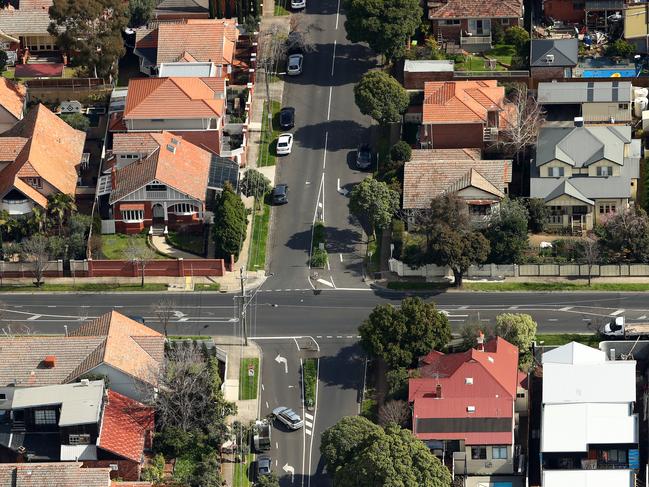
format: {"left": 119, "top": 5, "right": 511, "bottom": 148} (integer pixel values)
{"left": 331, "top": 40, "right": 337, "bottom": 76}
{"left": 305, "top": 181, "right": 310, "bottom": 185}
{"left": 548, "top": 318, "right": 558, "bottom": 322}
{"left": 339, "top": 253, "right": 343, "bottom": 262}
{"left": 27, "top": 315, "right": 41, "bottom": 321}
{"left": 327, "top": 86, "right": 332, "bottom": 120}
{"left": 610, "top": 309, "right": 625, "bottom": 316}
{"left": 559, "top": 306, "right": 574, "bottom": 311}
{"left": 326, "top": 259, "right": 330, "bottom": 271}
{"left": 317, "top": 278, "right": 334, "bottom": 288}
{"left": 47, "top": 306, "right": 56, "bottom": 308}
{"left": 305, "top": 420, "right": 313, "bottom": 428}
{"left": 459, "top": 305, "right": 469, "bottom": 309}
{"left": 266, "top": 401, "right": 269, "bottom": 408}
{"left": 305, "top": 428, "right": 312, "bottom": 436}
{"left": 639, "top": 315, "right": 647, "bottom": 320}
{"left": 261, "top": 384, "right": 265, "bottom": 391}
{"left": 335, "top": 0, "right": 341, "bottom": 29}
{"left": 305, "top": 412, "right": 313, "bottom": 420}
{"left": 322, "top": 132, "right": 328, "bottom": 169}
{"left": 508, "top": 306, "right": 518, "bottom": 310}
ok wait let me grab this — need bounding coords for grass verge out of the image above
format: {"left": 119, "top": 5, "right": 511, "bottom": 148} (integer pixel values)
{"left": 194, "top": 283, "right": 221, "bottom": 291}
{"left": 463, "top": 282, "right": 649, "bottom": 292}
{"left": 303, "top": 358, "right": 317, "bottom": 408}
{"left": 386, "top": 281, "right": 450, "bottom": 290}
{"left": 232, "top": 453, "right": 253, "bottom": 487}
{"left": 366, "top": 231, "right": 381, "bottom": 274}
{"left": 248, "top": 201, "right": 271, "bottom": 271}
{"left": 239, "top": 357, "right": 259, "bottom": 400}
{"left": 0, "top": 283, "right": 169, "bottom": 292}
{"left": 536, "top": 333, "right": 600, "bottom": 348}
{"left": 257, "top": 100, "right": 281, "bottom": 167}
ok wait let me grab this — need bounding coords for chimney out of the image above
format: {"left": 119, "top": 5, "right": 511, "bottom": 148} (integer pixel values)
{"left": 435, "top": 384, "right": 442, "bottom": 399}
{"left": 111, "top": 165, "right": 117, "bottom": 190}
{"left": 476, "top": 331, "right": 485, "bottom": 351}
{"left": 574, "top": 116, "right": 584, "bottom": 127}
{"left": 43, "top": 355, "right": 56, "bottom": 368}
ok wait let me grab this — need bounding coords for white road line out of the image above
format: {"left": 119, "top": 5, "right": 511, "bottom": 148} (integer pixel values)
{"left": 326, "top": 335, "right": 332, "bottom": 338}
{"left": 326, "top": 259, "right": 330, "bottom": 271}
{"left": 316, "top": 335, "right": 322, "bottom": 338}
{"left": 559, "top": 306, "right": 574, "bottom": 311}
{"left": 305, "top": 429, "right": 312, "bottom": 436}
{"left": 639, "top": 315, "right": 647, "bottom": 320}
{"left": 305, "top": 420, "right": 313, "bottom": 428}
{"left": 330, "top": 275, "right": 336, "bottom": 289}
{"left": 582, "top": 318, "right": 592, "bottom": 321}
{"left": 266, "top": 401, "right": 269, "bottom": 408}
{"left": 276, "top": 442, "right": 279, "bottom": 449}
{"left": 305, "top": 181, "right": 311, "bottom": 185}
{"left": 327, "top": 86, "right": 332, "bottom": 120}
{"left": 610, "top": 309, "right": 625, "bottom": 316}
{"left": 548, "top": 318, "right": 558, "bottom": 322}
{"left": 323, "top": 132, "right": 328, "bottom": 169}
{"left": 508, "top": 306, "right": 518, "bottom": 310}
{"left": 304, "top": 412, "right": 314, "bottom": 420}
{"left": 339, "top": 253, "right": 343, "bottom": 262}
{"left": 346, "top": 335, "right": 353, "bottom": 338}
{"left": 261, "top": 384, "right": 265, "bottom": 391}
{"left": 449, "top": 319, "right": 466, "bottom": 322}
{"left": 47, "top": 306, "right": 56, "bottom": 308}
{"left": 335, "top": 0, "right": 341, "bottom": 29}
{"left": 336, "top": 335, "right": 342, "bottom": 338}
{"left": 458, "top": 305, "right": 469, "bottom": 309}
{"left": 178, "top": 317, "right": 189, "bottom": 322}
{"left": 317, "top": 278, "right": 334, "bottom": 288}
{"left": 331, "top": 40, "right": 337, "bottom": 76}
{"left": 27, "top": 315, "right": 41, "bottom": 321}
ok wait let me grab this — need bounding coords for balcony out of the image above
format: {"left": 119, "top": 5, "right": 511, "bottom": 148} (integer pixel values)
{"left": 460, "top": 34, "right": 492, "bottom": 52}
{"left": 0, "top": 199, "right": 33, "bottom": 215}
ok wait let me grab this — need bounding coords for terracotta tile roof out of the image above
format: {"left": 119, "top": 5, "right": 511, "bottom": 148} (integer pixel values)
{"left": 409, "top": 338, "right": 519, "bottom": 444}
{"left": 0, "top": 78, "right": 26, "bottom": 121}
{"left": 0, "top": 462, "right": 111, "bottom": 487}
{"left": 124, "top": 77, "right": 226, "bottom": 119}
{"left": 0, "top": 104, "right": 85, "bottom": 203}
{"left": 430, "top": 0, "right": 522, "bottom": 19}
{"left": 422, "top": 80, "right": 508, "bottom": 124}
{"left": 172, "top": 129, "right": 220, "bottom": 155}
{"left": 110, "top": 132, "right": 211, "bottom": 204}
{"left": 99, "top": 390, "right": 154, "bottom": 462}
{"left": 112, "top": 132, "right": 162, "bottom": 155}
{"left": 403, "top": 150, "right": 512, "bottom": 209}
{"left": 410, "top": 148, "right": 481, "bottom": 162}
{"left": 0, "top": 137, "right": 28, "bottom": 161}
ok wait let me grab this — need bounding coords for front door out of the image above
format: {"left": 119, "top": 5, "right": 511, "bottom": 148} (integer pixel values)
{"left": 152, "top": 204, "right": 165, "bottom": 225}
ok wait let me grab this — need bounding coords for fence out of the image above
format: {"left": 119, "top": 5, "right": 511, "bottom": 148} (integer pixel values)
{"left": 71, "top": 258, "right": 225, "bottom": 278}
{"left": 0, "top": 260, "right": 64, "bottom": 278}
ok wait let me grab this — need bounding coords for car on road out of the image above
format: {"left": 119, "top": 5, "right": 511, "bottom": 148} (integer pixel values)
{"left": 291, "top": 0, "right": 306, "bottom": 8}
{"left": 356, "top": 143, "right": 373, "bottom": 170}
{"left": 287, "top": 54, "right": 303, "bottom": 75}
{"left": 276, "top": 133, "right": 293, "bottom": 155}
{"left": 272, "top": 406, "right": 303, "bottom": 429}
{"left": 272, "top": 184, "right": 289, "bottom": 205}
{"left": 257, "top": 455, "right": 272, "bottom": 477}
{"left": 279, "top": 106, "right": 295, "bottom": 129}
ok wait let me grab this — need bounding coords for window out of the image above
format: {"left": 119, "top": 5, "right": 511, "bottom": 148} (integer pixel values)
{"left": 492, "top": 446, "right": 508, "bottom": 459}
{"left": 25, "top": 177, "right": 42, "bottom": 188}
{"left": 517, "top": 392, "right": 526, "bottom": 398}
{"left": 146, "top": 184, "right": 167, "bottom": 192}
{"left": 573, "top": 1, "right": 585, "bottom": 9}
{"left": 501, "top": 18, "right": 510, "bottom": 26}
{"left": 599, "top": 448, "right": 627, "bottom": 464}
{"left": 596, "top": 166, "right": 613, "bottom": 176}
{"left": 171, "top": 203, "right": 197, "bottom": 214}
{"left": 619, "top": 103, "right": 629, "bottom": 110}
{"left": 122, "top": 209, "right": 143, "bottom": 222}
{"left": 599, "top": 204, "right": 616, "bottom": 214}
{"left": 440, "top": 19, "right": 460, "bottom": 25}
{"left": 469, "top": 205, "right": 490, "bottom": 215}
{"left": 151, "top": 119, "right": 165, "bottom": 122}
{"left": 471, "top": 446, "right": 487, "bottom": 460}
{"left": 34, "top": 409, "right": 56, "bottom": 425}
{"left": 468, "top": 19, "right": 491, "bottom": 35}
{"left": 549, "top": 167, "right": 564, "bottom": 177}
{"left": 68, "top": 434, "right": 91, "bottom": 445}
{"left": 209, "top": 118, "right": 218, "bottom": 129}
{"left": 465, "top": 377, "right": 473, "bottom": 384}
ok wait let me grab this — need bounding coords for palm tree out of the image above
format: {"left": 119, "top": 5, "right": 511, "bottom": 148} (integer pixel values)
{"left": 47, "top": 193, "right": 77, "bottom": 236}
{"left": 28, "top": 206, "right": 46, "bottom": 234}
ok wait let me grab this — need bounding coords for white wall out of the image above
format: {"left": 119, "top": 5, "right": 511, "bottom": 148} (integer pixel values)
{"left": 85, "top": 364, "right": 154, "bottom": 403}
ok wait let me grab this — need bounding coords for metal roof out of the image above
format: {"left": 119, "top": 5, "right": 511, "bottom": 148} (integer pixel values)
{"left": 538, "top": 81, "right": 632, "bottom": 104}
{"left": 159, "top": 62, "right": 216, "bottom": 78}
{"left": 404, "top": 60, "right": 454, "bottom": 73}
{"left": 530, "top": 39, "right": 578, "bottom": 67}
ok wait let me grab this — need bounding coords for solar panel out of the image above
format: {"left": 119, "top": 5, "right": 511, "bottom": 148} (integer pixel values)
{"left": 208, "top": 156, "right": 239, "bottom": 191}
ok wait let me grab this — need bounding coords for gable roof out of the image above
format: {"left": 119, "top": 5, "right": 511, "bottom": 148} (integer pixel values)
{"left": 109, "top": 132, "right": 211, "bottom": 204}
{"left": 430, "top": 0, "right": 522, "bottom": 19}
{"left": 154, "top": 0, "right": 209, "bottom": 17}
{"left": 124, "top": 77, "right": 226, "bottom": 120}
{"left": 0, "top": 78, "right": 26, "bottom": 121}
{"left": 403, "top": 150, "right": 512, "bottom": 209}
{"left": 0, "top": 0, "right": 53, "bottom": 37}
{"left": 530, "top": 39, "right": 579, "bottom": 67}
{"left": 544, "top": 179, "right": 595, "bottom": 205}
{"left": 542, "top": 341, "right": 605, "bottom": 364}
{"left": 0, "top": 463, "right": 111, "bottom": 487}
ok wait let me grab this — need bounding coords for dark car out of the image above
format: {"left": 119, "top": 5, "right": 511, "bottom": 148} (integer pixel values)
{"left": 257, "top": 455, "right": 272, "bottom": 477}
{"left": 272, "top": 184, "right": 288, "bottom": 205}
{"left": 280, "top": 107, "right": 295, "bottom": 129}
{"left": 356, "top": 144, "right": 373, "bottom": 170}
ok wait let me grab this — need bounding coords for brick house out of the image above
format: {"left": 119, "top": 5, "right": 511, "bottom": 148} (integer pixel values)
{"left": 0, "top": 78, "right": 26, "bottom": 132}
{"left": 429, "top": 0, "right": 523, "bottom": 52}
{"left": 530, "top": 39, "right": 578, "bottom": 82}
{"left": 0, "top": 0, "right": 59, "bottom": 63}
{"left": 0, "top": 462, "right": 112, "bottom": 486}
{"left": 153, "top": 0, "right": 210, "bottom": 20}
{"left": 419, "top": 80, "right": 513, "bottom": 150}
{"left": 542, "top": 0, "right": 585, "bottom": 23}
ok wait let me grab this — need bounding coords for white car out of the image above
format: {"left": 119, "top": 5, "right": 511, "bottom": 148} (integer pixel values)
{"left": 286, "top": 54, "right": 303, "bottom": 76}
{"left": 291, "top": 0, "right": 306, "bottom": 8}
{"left": 276, "top": 133, "right": 293, "bottom": 155}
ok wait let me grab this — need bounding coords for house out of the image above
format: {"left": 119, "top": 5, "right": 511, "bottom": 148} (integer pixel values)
{"left": 0, "top": 310, "right": 165, "bottom": 402}
{"left": 428, "top": 0, "right": 523, "bottom": 52}
{"left": 134, "top": 19, "right": 239, "bottom": 76}
{"left": 0, "top": 78, "right": 27, "bottom": 132}
{"left": 0, "top": 0, "right": 58, "bottom": 62}
{"left": 0, "top": 462, "right": 112, "bottom": 487}
{"left": 530, "top": 122, "right": 640, "bottom": 232}
{"left": 0, "top": 380, "right": 154, "bottom": 481}
{"left": 529, "top": 39, "right": 578, "bottom": 81}
{"left": 153, "top": 0, "right": 210, "bottom": 20}
{"left": 542, "top": 0, "right": 584, "bottom": 23}
{"left": 537, "top": 81, "right": 633, "bottom": 124}
{"left": 408, "top": 336, "right": 525, "bottom": 481}
{"left": 625, "top": 3, "right": 649, "bottom": 53}
{"left": 403, "top": 149, "right": 512, "bottom": 224}
{"left": 540, "top": 342, "right": 639, "bottom": 487}
{"left": 419, "top": 80, "right": 513, "bottom": 150}
{"left": 584, "top": 0, "right": 624, "bottom": 31}
{"left": 402, "top": 60, "right": 454, "bottom": 91}
{"left": 0, "top": 104, "right": 86, "bottom": 216}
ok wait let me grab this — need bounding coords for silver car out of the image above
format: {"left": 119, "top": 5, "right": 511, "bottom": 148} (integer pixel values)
{"left": 287, "top": 54, "right": 303, "bottom": 76}
{"left": 272, "top": 406, "right": 304, "bottom": 430}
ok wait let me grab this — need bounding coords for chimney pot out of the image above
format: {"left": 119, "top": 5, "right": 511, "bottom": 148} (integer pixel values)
{"left": 435, "top": 384, "right": 442, "bottom": 399}
{"left": 43, "top": 355, "right": 56, "bottom": 368}
{"left": 476, "top": 331, "right": 485, "bottom": 351}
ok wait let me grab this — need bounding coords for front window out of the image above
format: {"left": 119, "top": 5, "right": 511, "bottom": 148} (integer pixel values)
{"left": 596, "top": 166, "right": 613, "bottom": 176}
{"left": 549, "top": 167, "right": 565, "bottom": 177}
{"left": 171, "top": 203, "right": 197, "bottom": 215}
{"left": 599, "top": 204, "right": 616, "bottom": 214}
{"left": 146, "top": 184, "right": 167, "bottom": 192}
{"left": 441, "top": 19, "right": 461, "bottom": 25}
{"left": 34, "top": 409, "right": 56, "bottom": 425}
{"left": 471, "top": 446, "right": 486, "bottom": 460}
{"left": 25, "top": 177, "right": 42, "bottom": 189}
{"left": 469, "top": 205, "right": 490, "bottom": 216}
{"left": 468, "top": 19, "right": 491, "bottom": 36}
{"left": 492, "top": 446, "right": 508, "bottom": 459}
{"left": 122, "top": 209, "right": 144, "bottom": 222}
{"left": 69, "top": 434, "right": 91, "bottom": 445}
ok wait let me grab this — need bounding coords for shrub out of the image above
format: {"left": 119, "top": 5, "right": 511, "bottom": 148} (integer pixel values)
{"left": 212, "top": 184, "right": 247, "bottom": 260}
{"left": 303, "top": 358, "right": 317, "bottom": 408}
{"left": 390, "top": 141, "right": 412, "bottom": 163}
{"left": 141, "top": 453, "right": 165, "bottom": 482}
{"left": 310, "top": 248, "right": 328, "bottom": 267}
{"left": 606, "top": 39, "right": 635, "bottom": 58}
{"left": 60, "top": 113, "right": 91, "bottom": 132}
{"left": 391, "top": 219, "right": 405, "bottom": 258}
{"left": 504, "top": 26, "right": 530, "bottom": 49}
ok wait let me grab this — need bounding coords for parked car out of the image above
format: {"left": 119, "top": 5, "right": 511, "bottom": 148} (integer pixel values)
{"left": 291, "top": 0, "right": 306, "bottom": 8}
{"left": 272, "top": 406, "right": 303, "bottom": 429}
{"left": 272, "top": 184, "right": 289, "bottom": 205}
{"left": 356, "top": 143, "right": 373, "bottom": 170}
{"left": 280, "top": 107, "right": 295, "bottom": 129}
{"left": 276, "top": 133, "right": 293, "bottom": 155}
{"left": 287, "top": 54, "right": 303, "bottom": 75}
{"left": 257, "top": 455, "right": 272, "bottom": 477}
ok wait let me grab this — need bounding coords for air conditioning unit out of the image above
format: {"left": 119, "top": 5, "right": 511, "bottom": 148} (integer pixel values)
{"left": 545, "top": 54, "right": 555, "bottom": 63}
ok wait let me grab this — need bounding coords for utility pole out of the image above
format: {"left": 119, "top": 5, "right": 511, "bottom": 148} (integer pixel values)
{"left": 240, "top": 267, "right": 248, "bottom": 346}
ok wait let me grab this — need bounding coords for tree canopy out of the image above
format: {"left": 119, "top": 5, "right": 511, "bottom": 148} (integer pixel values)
{"left": 595, "top": 208, "right": 649, "bottom": 262}
{"left": 212, "top": 184, "right": 248, "bottom": 260}
{"left": 128, "top": 0, "right": 155, "bottom": 27}
{"left": 240, "top": 169, "right": 272, "bottom": 200}
{"left": 494, "top": 313, "right": 537, "bottom": 369}
{"left": 61, "top": 113, "right": 91, "bottom": 132}
{"left": 359, "top": 297, "right": 451, "bottom": 368}
{"left": 349, "top": 177, "right": 400, "bottom": 237}
{"left": 320, "top": 416, "right": 383, "bottom": 473}
{"left": 344, "top": 0, "right": 422, "bottom": 60}
{"left": 483, "top": 198, "right": 529, "bottom": 264}
{"left": 354, "top": 71, "right": 409, "bottom": 125}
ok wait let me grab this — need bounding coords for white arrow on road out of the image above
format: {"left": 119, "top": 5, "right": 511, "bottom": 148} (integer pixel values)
{"left": 337, "top": 178, "right": 348, "bottom": 196}
{"left": 275, "top": 354, "right": 288, "bottom": 374}
{"left": 172, "top": 310, "right": 186, "bottom": 319}
{"left": 283, "top": 463, "right": 295, "bottom": 482}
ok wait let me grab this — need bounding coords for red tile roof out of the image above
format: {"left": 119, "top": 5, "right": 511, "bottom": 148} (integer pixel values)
{"left": 0, "top": 463, "right": 111, "bottom": 487}
{"left": 409, "top": 338, "right": 519, "bottom": 445}
{"left": 0, "top": 78, "right": 26, "bottom": 121}
{"left": 124, "top": 77, "right": 226, "bottom": 120}
{"left": 99, "top": 390, "right": 154, "bottom": 462}
{"left": 158, "top": 19, "right": 237, "bottom": 65}
{"left": 430, "top": 0, "right": 522, "bottom": 19}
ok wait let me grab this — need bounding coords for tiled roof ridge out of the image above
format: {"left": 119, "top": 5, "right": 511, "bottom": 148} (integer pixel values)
{"left": 62, "top": 337, "right": 108, "bottom": 383}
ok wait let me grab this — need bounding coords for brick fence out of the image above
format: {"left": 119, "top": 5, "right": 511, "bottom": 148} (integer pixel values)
{"left": 71, "top": 259, "right": 225, "bottom": 278}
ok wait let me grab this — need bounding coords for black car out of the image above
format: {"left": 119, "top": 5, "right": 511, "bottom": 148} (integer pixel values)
{"left": 279, "top": 107, "right": 295, "bottom": 129}
{"left": 257, "top": 455, "right": 272, "bottom": 477}
{"left": 272, "top": 184, "right": 289, "bottom": 205}
{"left": 356, "top": 143, "right": 373, "bottom": 170}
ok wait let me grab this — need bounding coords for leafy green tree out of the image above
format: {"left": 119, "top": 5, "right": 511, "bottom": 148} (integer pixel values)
{"left": 483, "top": 198, "right": 529, "bottom": 264}
{"left": 49, "top": 0, "right": 128, "bottom": 79}
{"left": 504, "top": 26, "right": 530, "bottom": 48}
{"left": 128, "top": 0, "right": 155, "bottom": 27}
{"left": 141, "top": 453, "right": 165, "bottom": 482}
{"left": 359, "top": 297, "right": 451, "bottom": 368}
{"left": 335, "top": 423, "right": 452, "bottom": 487}
{"left": 523, "top": 197, "right": 550, "bottom": 233}
{"left": 494, "top": 313, "right": 537, "bottom": 368}
{"left": 344, "top": 0, "right": 422, "bottom": 61}
{"left": 321, "top": 416, "right": 383, "bottom": 473}
{"left": 390, "top": 141, "right": 412, "bottom": 164}
{"left": 349, "top": 177, "right": 399, "bottom": 239}
{"left": 240, "top": 169, "right": 272, "bottom": 201}
{"left": 212, "top": 184, "right": 248, "bottom": 260}
{"left": 256, "top": 473, "right": 280, "bottom": 487}
{"left": 606, "top": 39, "right": 635, "bottom": 58}
{"left": 595, "top": 207, "right": 649, "bottom": 262}
{"left": 190, "top": 452, "right": 222, "bottom": 487}
{"left": 354, "top": 71, "right": 409, "bottom": 125}
{"left": 61, "top": 113, "right": 90, "bottom": 131}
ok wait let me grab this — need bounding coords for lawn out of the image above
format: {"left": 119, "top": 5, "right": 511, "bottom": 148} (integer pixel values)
{"left": 463, "top": 282, "right": 649, "bottom": 292}
{"left": 239, "top": 357, "right": 259, "bottom": 400}
{"left": 386, "top": 281, "right": 451, "bottom": 290}
{"left": 536, "top": 333, "right": 600, "bottom": 348}
{"left": 100, "top": 234, "right": 164, "bottom": 260}
{"left": 366, "top": 231, "right": 381, "bottom": 274}
{"left": 233, "top": 453, "right": 253, "bottom": 487}
{"left": 166, "top": 231, "right": 205, "bottom": 256}
{"left": 455, "top": 54, "right": 507, "bottom": 72}
{"left": 274, "top": 0, "right": 290, "bottom": 15}
{"left": 484, "top": 44, "right": 516, "bottom": 67}
{"left": 257, "top": 100, "right": 281, "bottom": 167}
{"left": 248, "top": 202, "right": 270, "bottom": 271}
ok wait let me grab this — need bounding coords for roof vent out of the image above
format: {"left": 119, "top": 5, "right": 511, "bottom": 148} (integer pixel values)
{"left": 166, "top": 144, "right": 176, "bottom": 154}
{"left": 574, "top": 116, "right": 584, "bottom": 127}
{"left": 43, "top": 355, "right": 56, "bottom": 368}
{"left": 170, "top": 137, "right": 179, "bottom": 145}
{"left": 436, "top": 384, "right": 442, "bottom": 399}
{"left": 467, "top": 405, "right": 476, "bottom": 413}
{"left": 545, "top": 54, "right": 555, "bottom": 63}
{"left": 487, "top": 356, "right": 495, "bottom": 363}
{"left": 80, "top": 378, "right": 90, "bottom": 386}
{"left": 465, "top": 377, "right": 473, "bottom": 385}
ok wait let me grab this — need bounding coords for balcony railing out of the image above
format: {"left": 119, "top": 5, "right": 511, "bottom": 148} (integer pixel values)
{"left": 460, "top": 34, "right": 492, "bottom": 46}
{"left": 1, "top": 199, "right": 33, "bottom": 215}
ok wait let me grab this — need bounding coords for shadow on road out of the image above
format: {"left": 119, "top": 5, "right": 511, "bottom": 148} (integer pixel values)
{"left": 323, "top": 226, "right": 363, "bottom": 254}
{"left": 293, "top": 120, "right": 366, "bottom": 151}
{"left": 285, "top": 228, "right": 311, "bottom": 253}
{"left": 318, "top": 343, "right": 365, "bottom": 390}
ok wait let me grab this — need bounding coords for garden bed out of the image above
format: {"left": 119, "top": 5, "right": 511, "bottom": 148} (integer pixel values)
{"left": 310, "top": 221, "right": 328, "bottom": 268}
{"left": 303, "top": 358, "right": 317, "bottom": 408}
{"left": 166, "top": 230, "right": 205, "bottom": 256}
{"left": 100, "top": 234, "right": 164, "bottom": 260}
{"left": 239, "top": 358, "right": 259, "bottom": 400}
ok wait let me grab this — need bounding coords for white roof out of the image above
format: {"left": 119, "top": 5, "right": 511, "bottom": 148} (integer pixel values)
{"left": 60, "top": 444, "right": 98, "bottom": 461}
{"left": 159, "top": 62, "right": 217, "bottom": 77}
{"left": 403, "top": 59, "right": 454, "bottom": 73}
{"left": 542, "top": 341, "right": 605, "bottom": 365}
{"left": 543, "top": 469, "right": 634, "bottom": 487}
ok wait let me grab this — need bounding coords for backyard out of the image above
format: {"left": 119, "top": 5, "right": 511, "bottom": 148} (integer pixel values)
{"left": 454, "top": 44, "right": 517, "bottom": 71}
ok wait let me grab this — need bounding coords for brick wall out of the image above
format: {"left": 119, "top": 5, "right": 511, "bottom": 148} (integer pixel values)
{"left": 0, "top": 260, "right": 64, "bottom": 278}
{"left": 83, "top": 459, "right": 140, "bottom": 481}
{"left": 543, "top": 0, "right": 584, "bottom": 23}
{"left": 420, "top": 123, "right": 484, "bottom": 149}
{"left": 404, "top": 70, "right": 453, "bottom": 90}
{"left": 83, "top": 258, "right": 225, "bottom": 277}
{"left": 530, "top": 66, "right": 569, "bottom": 82}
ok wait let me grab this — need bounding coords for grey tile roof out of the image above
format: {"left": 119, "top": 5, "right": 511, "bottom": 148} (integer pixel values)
{"left": 530, "top": 175, "right": 634, "bottom": 201}
{"left": 0, "top": 462, "right": 111, "bottom": 487}
{"left": 154, "top": 0, "right": 209, "bottom": 16}
{"left": 0, "top": 1, "right": 53, "bottom": 37}
{"left": 544, "top": 179, "right": 594, "bottom": 205}
{"left": 538, "top": 81, "right": 632, "bottom": 104}
{"left": 530, "top": 39, "right": 578, "bottom": 67}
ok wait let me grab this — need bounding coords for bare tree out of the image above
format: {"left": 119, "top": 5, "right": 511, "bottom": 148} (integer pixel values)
{"left": 123, "top": 237, "right": 156, "bottom": 287}
{"left": 288, "top": 13, "right": 316, "bottom": 54}
{"left": 498, "top": 85, "right": 546, "bottom": 159}
{"left": 582, "top": 236, "right": 600, "bottom": 287}
{"left": 21, "top": 235, "right": 50, "bottom": 287}
{"left": 153, "top": 298, "right": 176, "bottom": 337}
{"left": 378, "top": 400, "right": 409, "bottom": 427}
{"left": 257, "top": 24, "right": 288, "bottom": 122}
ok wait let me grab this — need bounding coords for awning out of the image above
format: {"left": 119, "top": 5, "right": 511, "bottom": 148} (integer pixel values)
{"left": 466, "top": 200, "right": 496, "bottom": 206}
{"left": 119, "top": 203, "right": 145, "bottom": 211}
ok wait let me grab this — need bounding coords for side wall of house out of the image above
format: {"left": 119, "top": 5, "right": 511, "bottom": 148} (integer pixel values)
{"left": 421, "top": 123, "right": 484, "bottom": 149}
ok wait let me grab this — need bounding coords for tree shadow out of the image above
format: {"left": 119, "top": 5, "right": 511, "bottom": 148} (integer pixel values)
{"left": 318, "top": 343, "right": 365, "bottom": 392}
{"left": 323, "top": 226, "right": 363, "bottom": 254}
{"left": 285, "top": 228, "right": 312, "bottom": 252}
{"left": 293, "top": 120, "right": 366, "bottom": 151}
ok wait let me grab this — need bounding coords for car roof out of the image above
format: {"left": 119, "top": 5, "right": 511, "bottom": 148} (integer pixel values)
{"left": 258, "top": 456, "right": 271, "bottom": 464}
{"left": 281, "top": 107, "right": 295, "bottom": 112}
{"left": 273, "top": 184, "right": 288, "bottom": 194}
{"left": 273, "top": 406, "right": 289, "bottom": 414}
{"left": 279, "top": 133, "right": 292, "bottom": 139}
{"left": 289, "top": 53, "right": 303, "bottom": 59}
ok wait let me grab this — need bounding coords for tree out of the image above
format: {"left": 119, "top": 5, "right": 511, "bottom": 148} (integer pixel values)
{"left": 349, "top": 177, "right": 400, "bottom": 239}
{"left": 344, "top": 0, "right": 422, "bottom": 61}
{"left": 595, "top": 208, "right": 649, "bottom": 262}
{"left": 21, "top": 235, "right": 50, "bottom": 287}
{"left": 240, "top": 169, "right": 272, "bottom": 202}
{"left": 459, "top": 321, "right": 492, "bottom": 351}
{"left": 582, "top": 236, "right": 600, "bottom": 286}
{"left": 0, "top": 51, "right": 7, "bottom": 73}
{"left": 523, "top": 197, "right": 550, "bottom": 233}
{"left": 123, "top": 237, "right": 156, "bottom": 287}
{"left": 498, "top": 85, "right": 545, "bottom": 162}
{"left": 141, "top": 453, "right": 165, "bottom": 482}
{"left": 256, "top": 473, "right": 280, "bottom": 487}
{"left": 494, "top": 313, "right": 537, "bottom": 368}
{"left": 606, "top": 39, "right": 635, "bottom": 58}
{"left": 48, "top": 0, "right": 128, "bottom": 79}
{"left": 27, "top": 206, "right": 47, "bottom": 234}
{"left": 335, "top": 423, "right": 452, "bottom": 487}
{"left": 390, "top": 141, "right": 412, "bottom": 164}
{"left": 47, "top": 193, "right": 77, "bottom": 236}
{"left": 504, "top": 26, "right": 530, "bottom": 49}
{"left": 359, "top": 297, "right": 451, "bottom": 369}
{"left": 257, "top": 24, "right": 288, "bottom": 124}
{"left": 483, "top": 198, "right": 529, "bottom": 264}
{"left": 60, "top": 113, "right": 90, "bottom": 132}
{"left": 128, "top": 0, "right": 155, "bottom": 27}
{"left": 320, "top": 416, "right": 383, "bottom": 473}
{"left": 354, "top": 71, "right": 409, "bottom": 125}
{"left": 378, "top": 400, "right": 409, "bottom": 427}
{"left": 212, "top": 184, "right": 248, "bottom": 260}
{"left": 153, "top": 298, "right": 175, "bottom": 337}
{"left": 287, "top": 13, "right": 315, "bottom": 53}
{"left": 190, "top": 452, "right": 222, "bottom": 487}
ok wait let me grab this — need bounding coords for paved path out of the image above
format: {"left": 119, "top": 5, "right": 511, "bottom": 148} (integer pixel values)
{"left": 150, "top": 235, "right": 200, "bottom": 260}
